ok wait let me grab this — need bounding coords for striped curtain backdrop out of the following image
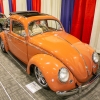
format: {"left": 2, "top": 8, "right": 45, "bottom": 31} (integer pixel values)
{"left": 61, "top": 0, "right": 74, "bottom": 33}
{"left": 0, "top": 0, "right": 99, "bottom": 52}
{"left": 0, "top": 0, "right": 4, "bottom": 13}
{"left": 71, "top": 0, "right": 96, "bottom": 44}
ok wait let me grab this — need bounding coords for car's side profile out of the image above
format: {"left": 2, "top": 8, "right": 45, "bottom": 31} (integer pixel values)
{"left": 0, "top": 11, "right": 99, "bottom": 96}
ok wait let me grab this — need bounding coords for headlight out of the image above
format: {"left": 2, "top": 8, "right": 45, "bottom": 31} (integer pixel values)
{"left": 92, "top": 52, "right": 99, "bottom": 63}
{"left": 58, "top": 68, "right": 69, "bottom": 83}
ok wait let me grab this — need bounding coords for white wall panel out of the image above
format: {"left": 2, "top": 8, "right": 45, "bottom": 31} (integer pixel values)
{"left": 90, "top": 0, "right": 100, "bottom": 53}
{"left": 3, "top": 0, "right": 10, "bottom": 17}
{"left": 41, "top": 0, "right": 61, "bottom": 20}
{"left": 16, "top": 0, "right": 27, "bottom": 11}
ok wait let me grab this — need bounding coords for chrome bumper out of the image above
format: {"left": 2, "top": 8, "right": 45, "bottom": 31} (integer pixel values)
{"left": 56, "top": 72, "right": 100, "bottom": 96}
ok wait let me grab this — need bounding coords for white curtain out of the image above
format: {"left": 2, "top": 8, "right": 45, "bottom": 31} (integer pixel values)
{"left": 3, "top": 0, "right": 10, "bottom": 17}
{"left": 41, "top": 0, "right": 61, "bottom": 20}
{"left": 16, "top": 0, "right": 27, "bottom": 11}
{"left": 90, "top": 0, "right": 100, "bottom": 53}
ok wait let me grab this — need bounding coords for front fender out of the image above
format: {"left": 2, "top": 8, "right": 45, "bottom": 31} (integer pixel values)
{"left": 84, "top": 44, "right": 98, "bottom": 74}
{"left": 27, "top": 54, "right": 76, "bottom": 91}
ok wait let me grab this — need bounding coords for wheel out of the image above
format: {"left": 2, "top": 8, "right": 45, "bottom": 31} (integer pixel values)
{"left": 0, "top": 39, "right": 6, "bottom": 53}
{"left": 34, "top": 66, "right": 48, "bottom": 88}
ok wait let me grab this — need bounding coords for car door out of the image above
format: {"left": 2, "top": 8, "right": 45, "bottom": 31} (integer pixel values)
{"left": 6, "top": 18, "right": 15, "bottom": 54}
{"left": 7, "top": 20, "right": 28, "bottom": 64}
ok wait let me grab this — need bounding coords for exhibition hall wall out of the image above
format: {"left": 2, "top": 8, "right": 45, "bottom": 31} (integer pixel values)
{"left": 0, "top": 0, "right": 100, "bottom": 53}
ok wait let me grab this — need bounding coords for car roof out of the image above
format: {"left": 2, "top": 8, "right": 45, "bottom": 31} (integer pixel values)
{"left": 10, "top": 11, "right": 48, "bottom": 17}
{"left": 9, "top": 11, "right": 58, "bottom": 24}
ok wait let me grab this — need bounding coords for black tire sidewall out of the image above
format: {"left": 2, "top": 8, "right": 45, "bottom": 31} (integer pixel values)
{"left": 0, "top": 39, "right": 6, "bottom": 53}
{"left": 34, "top": 66, "right": 49, "bottom": 89}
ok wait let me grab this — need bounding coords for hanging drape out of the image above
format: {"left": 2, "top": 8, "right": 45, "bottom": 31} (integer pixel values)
{"left": 12, "top": 0, "right": 16, "bottom": 12}
{"left": 32, "top": 0, "right": 41, "bottom": 12}
{"left": 0, "top": 0, "right": 4, "bottom": 13}
{"left": 26, "top": 0, "right": 41, "bottom": 12}
{"left": 71, "top": 0, "right": 96, "bottom": 44}
{"left": 3, "top": 0, "right": 9, "bottom": 17}
{"left": 16, "top": 0, "right": 27, "bottom": 11}
{"left": 90, "top": 0, "right": 100, "bottom": 53}
{"left": 41, "top": 0, "right": 61, "bottom": 20}
{"left": 61, "top": 0, "right": 74, "bottom": 33}
{"left": 8, "top": 0, "right": 12, "bottom": 12}
{"left": 27, "top": 0, "right": 32, "bottom": 11}
{"left": 8, "top": 0, "right": 16, "bottom": 12}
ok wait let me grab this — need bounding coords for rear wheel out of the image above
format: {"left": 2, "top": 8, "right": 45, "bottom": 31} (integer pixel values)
{"left": 0, "top": 39, "right": 6, "bottom": 53}
{"left": 34, "top": 66, "right": 49, "bottom": 88}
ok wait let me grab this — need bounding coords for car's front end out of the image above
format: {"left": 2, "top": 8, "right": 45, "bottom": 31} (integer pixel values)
{"left": 56, "top": 52, "right": 100, "bottom": 96}
{"left": 56, "top": 71, "right": 100, "bottom": 96}
{"left": 55, "top": 39, "right": 100, "bottom": 96}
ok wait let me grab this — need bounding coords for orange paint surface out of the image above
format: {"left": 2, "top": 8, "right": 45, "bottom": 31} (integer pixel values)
{"left": 0, "top": 13, "right": 98, "bottom": 92}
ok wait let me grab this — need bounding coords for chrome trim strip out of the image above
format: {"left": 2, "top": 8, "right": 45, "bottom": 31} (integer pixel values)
{"left": 8, "top": 34, "right": 26, "bottom": 43}
{"left": 28, "top": 43, "right": 49, "bottom": 54}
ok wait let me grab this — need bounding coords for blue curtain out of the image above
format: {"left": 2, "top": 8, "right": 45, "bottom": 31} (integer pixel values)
{"left": 27, "top": 0, "right": 32, "bottom": 11}
{"left": 61, "top": 0, "right": 75, "bottom": 33}
{"left": 8, "top": 0, "right": 12, "bottom": 12}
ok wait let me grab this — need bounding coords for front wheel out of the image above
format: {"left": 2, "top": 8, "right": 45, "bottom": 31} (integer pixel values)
{"left": 34, "top": 66, "right": 49, "bottom": 88}
{"left": 0, "top": 39, "right": 6, "bottom": 53}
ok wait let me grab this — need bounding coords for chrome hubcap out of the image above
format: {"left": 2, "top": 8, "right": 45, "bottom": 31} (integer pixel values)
{"left": 34, "top": 66, "right": 47, "bottom": 87}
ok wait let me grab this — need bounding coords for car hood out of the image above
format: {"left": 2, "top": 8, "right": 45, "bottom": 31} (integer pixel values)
{"left": 29, "top": 31, "right": 93, "bottom": 83}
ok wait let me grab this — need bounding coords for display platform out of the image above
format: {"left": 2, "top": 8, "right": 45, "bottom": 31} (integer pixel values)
{"left": 0, "top": 49, "right": 100, "bottom": 100}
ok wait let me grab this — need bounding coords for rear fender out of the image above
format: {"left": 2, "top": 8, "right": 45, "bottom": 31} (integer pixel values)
{"left": 0, "top": 32, "right": 9, "bottom": 52}
{"left": 27, "top": 54, "right": 76, "bottom": 91}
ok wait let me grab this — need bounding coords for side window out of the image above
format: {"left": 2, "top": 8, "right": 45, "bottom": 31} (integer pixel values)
{"left": 47, "top": 20, "right": 56, "bottom": 29}
{"left": 3, "top": 18, "right": 10, "bottom": 29}
{"left": 29, "top": 21, "right": 43, "bottom": 36}
{"left": 12, "top": 21, "right": 25, "bottom": 37}
{"left": 47, "top": 20, "right": 62, "bottom": 31}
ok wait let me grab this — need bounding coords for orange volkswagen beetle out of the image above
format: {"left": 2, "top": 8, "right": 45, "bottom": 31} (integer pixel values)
{"left": 0, "top": 11, "right": 99, "bottom": 96}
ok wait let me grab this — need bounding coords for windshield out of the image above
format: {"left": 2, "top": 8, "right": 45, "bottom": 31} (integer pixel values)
{"left": 28, "top": 19, "right": 62, "bottom": 36}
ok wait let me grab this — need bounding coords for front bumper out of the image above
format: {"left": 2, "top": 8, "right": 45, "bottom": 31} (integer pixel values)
{"left": 56, "top": 72, "right": 100, "bottom": 96}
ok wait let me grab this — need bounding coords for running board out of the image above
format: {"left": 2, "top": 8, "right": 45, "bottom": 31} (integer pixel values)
{"left": 7, "top": 51, "right": 26, "bottom": 71}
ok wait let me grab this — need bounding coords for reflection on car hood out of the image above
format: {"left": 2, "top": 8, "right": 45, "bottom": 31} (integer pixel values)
{"left": 29, "top": 32, "right": 93, "bottom": 82}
